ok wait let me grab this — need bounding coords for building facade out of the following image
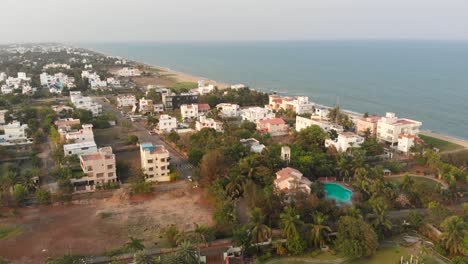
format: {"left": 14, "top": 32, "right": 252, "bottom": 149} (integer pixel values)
{"left": 377, "top": 112, "right": 422, "bottom": 145}
{"left": 140, "top": 143, "right": 170, "bottom": 182}
{"left": 75, "top": 147, "right": 118, "bottom": 192}
{"left": 158, "top": 114, "right": 177, "bottom": 133}
{"left": 325, "top": 132, "right": 365, "bottom": 152}
{"left": 241, "top": 107, "right": 275, "bottom": 123}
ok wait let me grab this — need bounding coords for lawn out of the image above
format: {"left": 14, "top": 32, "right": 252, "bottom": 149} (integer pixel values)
{"left": 385, "top": 176, "right": 440, "bottom": 186}
{"left": 419, "top": 135, "right": 463, "bottom": 152}
{"left": 170, "top": 81, "right": 198, "bottom": 91}
{"left": 0, "top": 225, "right": 22, "bottom": 240}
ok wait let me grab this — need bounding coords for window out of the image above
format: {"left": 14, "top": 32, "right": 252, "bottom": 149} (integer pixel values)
{"left": 160, "top": 158, "right": 165, "bottom": 162}
{"left": 107, "top": 164, "right": 113, "bottom": 169}
{"left": 87, "top": 166, "right": 93, "bottom": 171}
{"left": 149, "top": 167, "right": 154, "bottom": 171}
{"left": 96, "top": 173, "right": 104, "bottom": 178}
{"left": 108, "top": 172, "right": 114, "bottom": 177}
{"left": 147, "top": 159, "right": 153, "bottom": 163}
{"left": 161, "top": 166, "right": 166, "bottom": 170}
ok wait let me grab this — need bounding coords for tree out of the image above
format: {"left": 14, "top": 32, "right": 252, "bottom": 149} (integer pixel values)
{"left": 133, "top": 250, "right": 157, "bottom": 264}
{"left": 248, "top": 207, "right": 271, "bottom": 244}
{"left": 12, "top": 184, "right": 28, "bottom": 206}
{"left": 310, "top": 212, "right": 332, "bottom": 248}
{"left": 127, "top": 134, "right": 139, "bottom": 145}
{"left": 176, "top": 240, "right": 198, "bottom": 264}
{"left": 335, "top": 216, "right": 378, "bottom": 259}
{"left": 46, "top": 253, "right": 86, "bottom": 264}
{"left": 36, "top": 188, "right": 52, "bottom": 205}
{"left": 124, "top": 236, "right": 145, "bottom": 253}
{"left": 129, "top": 168, "right": 153, "bottom": 194}
{"left": 440, "top": 216, "right": 466, "bottom": 256}
{"left": 400, "top": 174, "right": 415, "bottom": 194}
{"left": 165, "top": 225, "right": 180, "bottom": 247}
{"left": 168, "top": 130, "right": 180, "bottom": 143}
{"left": 280, "top": 206, "right": 305, "bottom": 254}
{"left": 199, "top": 149, "right": 226, "bottom": 185}
{"left": 294, "top": 125, "right": 328, "bottom": 151}
{"left": 366, "top": 197, "right": 392, "bottom": 239}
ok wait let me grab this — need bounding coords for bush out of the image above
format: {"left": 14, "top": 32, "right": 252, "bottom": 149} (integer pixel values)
{"left": 127, "top": 134, "right": 139, "bottom": 145}
{"left": 12, "top": 184, "right": 28, "bottom": 206}
{"left": 36, "top": 189, "right": 52, "bottom": 205}
{"left": 131, "top": 181, "right": 153, "bottom": 194}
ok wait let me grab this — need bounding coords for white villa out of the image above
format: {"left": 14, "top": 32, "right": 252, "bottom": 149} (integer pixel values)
{"left": 117, "top": 94, "right": 137, "bottom": 108}
{"left": 70, "top": 91, "right": 102, "bottom": 116}
{"left": 195, "top": 116, "right": 224, "bottom": 132}
{"left": 397, "top": 134, "right": 423, "bottom": 154}
{"left": 158, "top": 114, "right": 177, "bottom": 133}
{"left": 295, "top": 116, "right": 344, "bottom": 133}
{"left": 274, "top": 167, "right": 312, "bottom": 194}
{"left": 1, "top": 121, "right": 29, "bottom": 143}
{"left": 117, "top": 67, "right": 141, "bottom": 77}
{"left": 74, "top": 147, "right": 118, "bottom": 192}
{"left": 241, "top": 107, "right": 275, "bottom": 123}
{"left": 140, "top": 143, "right": 170, "bottom": 182}
{"left": 181, "top": 104, "right": 199, "bottom": 120}
{"left": 325, "top": 132, "right": 364, "bottom": 152}
{"left": 63, "top": 141, "right": 98, "bottom": 156}
{"left": 266, "top": 95, "right": 315, "bottom": 115}
{"left": 194, "top": 80, "right": 215, "bottom": 95}
{"left": 65, "top": 124, "right": 94, "bottom": 143}
{"left": 377, "top": 112, "right": 422, "bottom": 145}
{"left": 216, "top": 103, "right": 240, "bottom": 117}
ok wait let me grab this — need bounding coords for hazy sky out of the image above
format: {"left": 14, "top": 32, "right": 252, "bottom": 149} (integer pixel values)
{"left": 1, "top": 0, "right": 468, "bottom": 42}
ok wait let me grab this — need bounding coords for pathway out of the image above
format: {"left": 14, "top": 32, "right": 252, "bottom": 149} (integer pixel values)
{"left": 384, "top": 173, "right": 448, "bottom": 189}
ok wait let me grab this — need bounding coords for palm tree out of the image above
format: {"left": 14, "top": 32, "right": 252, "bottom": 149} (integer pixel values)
{"left": 248, "top": 207, "right": 271, "bottom": 244}
{"left": 336, "top": 155, "right": 350, "bottom": 182}
{"left": 176, "top": 240, "right": 198, "bottom": 264}
{"left": 280, "top": 206, "right": 305, "bottom": 254}
{"left": 191, "top": 223, "right": 209, "bottom": 247}
{"left": 366, "top": 198, "right": 392, "bottom": 238}
{"left": 124, "top": 236, "right": 145, "bottom": 253}
{"left": 400, "top": 174, "right": 415, "bottom": 193}
{"left": 310, "top": 212, "right": 332, "bottom": 248}
{"left": 133, "top": 250, "right": 157, "bottom": 264}
{"left": 441, "top": 216, "right": 466, "bottom": 256}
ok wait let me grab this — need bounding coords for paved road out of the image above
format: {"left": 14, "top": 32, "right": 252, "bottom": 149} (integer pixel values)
{"left": 96, "top": 97, "right": 193, "bottom": 179}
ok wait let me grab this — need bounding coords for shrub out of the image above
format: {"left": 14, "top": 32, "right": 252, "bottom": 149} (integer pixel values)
{"left": 36, "top": 189, "right": 52, "bottom": 205}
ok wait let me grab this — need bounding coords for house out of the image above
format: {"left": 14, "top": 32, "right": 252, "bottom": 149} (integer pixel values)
{"left": 216, "top": 103, "right": 240, "bottom": 117}
{"left": 0, "top": 72, "right": 6, "bottom": 81}
{"left": 230, "top": 84, "right": 246, "bottom": 90}
{"left": 139, "top": 97, "right": 154, "bottom": 114}
{"left": 397, "top": 134, "right": 423, "bottom": 154}
{"left": 154, "top": 104, "right": 164, "bottom": 113}
{"left": 196, "top": 116, "right": 224, "bottom": 132}
{"left": 63, "top": 141, "right": 98, "bottom": 156}
{"left": 117, "top": 94, "right": 136, "bottom": 108}
{"left": 295, "top": 116, "right": 344, "bottom": 133}
{"left": 2, "top": 121, "right": 29, "bottom": 142}
{"left": 194, "top": 80, "right": 215, "bottom": 95}
{"left": 162, "top": 92, "right": 198, "bottom": 110}
{"left": 356, "top": 115, "right": 381, "bottom": 136}
{"left": 65, "top": 124, "right": 94, "bottom": 143}
{"left": 43, "top": 63, "right": 71, "bottom": 70}
{"left": 140, "top": 143, "right": 170, "bottom": 182}
{"left": 74, "top": 147, "right": 118, "bottom": 192}
{"left": 266, "top": 95, "right": 315, "bottom": 114}
{"left": 158, "top": 115, "right": 177, "bottom": 133}
{"left": 181, "top": 104, "right": 199, "bottom": 120}
{"left": 256, "top": 118, "right": 288, "bottom": 136}
{"left": 241, "top": 107, "right": 275, "bottom": 123}
{"left": 106, "top": 77, "right": 121, "bottom": 87}
{"left": 274, "top": 167, "right": 312, "bottom": 194}
{"left": 325, "top": 132, "right": 364, "bottom": 152}
{"left": 70, "top": 91, "right": 102, "bottom": 116}
{"left": 117, "top": 67, "right": 141, "bottom": 77}
{"left": 240, "top": 138, "right": 266, "bottom": 153}
{"left": 55, "top": 118, "right": 81, "bottom": 131}
{"left": 198, "top": 103, "right": 210, "bottom": 115}
{"left": 377, "top": 112, "right": 422, "bottom": 145}
{"left": 52, "top": 105, "right": 74, "bottom": 117}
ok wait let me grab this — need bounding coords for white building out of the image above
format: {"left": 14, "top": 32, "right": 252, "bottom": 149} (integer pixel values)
{"left": 295, "top": 116, "right": 344, "bottom": 133}
{"left": 158, "top": 114, "right": 177, "bottom": 133}
{"left": 240, "top": 138, "right": 266, "bottom": 153}
{"left": 140, "top": 143, "right": 170, "bottom": 182}
{"left": 63, "top": 141, "right": 98, "bottom": 157}
{"left": 43, "top": 63, "right": 71, "bottom": 70}
{"left": 195, "top": 116, "right": 224, "bottom": 132}
{"left": 195, "top": 80, "right": 215, "bottom": 95}
{"left": 325, "top": 132, "right": 364, "bottom": 152}
{"left": 274, "top": 167, "right": 312, "bottom": 194}
{"left": 241, "top": 107, "right": 275, "bottom": 123}
{"left": 181, "top": 104, "right": 199, "bottom": 120}
{"left": 0, "top": 72, "right": 6, "bottom": 81}
{"left": 266, "top": 95, "right": 315, "bottom": 115}
{"left": 117, "top": 94, "right": 137, "bottom": 108}
{"left": 75, "top": 147, "right": 118, "bottom": 192}
{"left": 397, "top": 134, "right": 422, "bottom": 154}
{"left": 70, "top": 91, "right": 102, "bottom": 116}
{"left": 377, "top": 112, "right": 422, "bottom": 145}
{"left": 2, "top": 121, "right": 28, "bottom": 142}
{"left": 117, "top": 67, "right": 141, "bottom": 77}
{"left": 0, "top": 110, "right": 8, "bottom": 127}
{"left": 216, "top": 103, "right": 240, "bottom": 118}
{"left": 106, "top": 77, "right": 121, "bottom": 87}
{"left": 65, "top": 124, "right": 94, "bottom": 143}
{"left": 230, "top": 84, "right": 246, "bottom": 90}
{"left": 139, "top": 97, "right": 154, "bottom": 114}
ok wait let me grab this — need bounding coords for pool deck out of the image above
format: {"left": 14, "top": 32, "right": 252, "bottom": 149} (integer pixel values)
{"left": 319, "top": 177, "right": 358, "bottom": 205}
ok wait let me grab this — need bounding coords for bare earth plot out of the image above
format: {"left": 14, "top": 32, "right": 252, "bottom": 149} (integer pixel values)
{"left": 0, "top": 188, "right": 213, "bottom": 264}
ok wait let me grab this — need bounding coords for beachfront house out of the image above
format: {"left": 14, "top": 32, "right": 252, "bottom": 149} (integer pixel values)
{"left": 256, "top": 117, "right": 289, "bottom": 136}
{"left": 325, "top": 132, "right": 364, "bottom": 152}
{"left": 377, "top": 112, "right": 422, "bottom": 145}
{"left": 117, "top": 67, "right": 141, "bottom": 77}
{"left": 140, "top": 143, "right": 170, "bottom": 182}
{"left": 195, "top": 80, "right": 215, "bottom": 95}
{"left": 216, "top": 103, "right": 240, "bottom": 118}
{"left": 356, "top": 115, "right": 381, "bottom": 136}
{"left": 266, "top": 95, "right": 315, "bottom": 115}
{"left": 74, "top": 147, "right": 118, "bottom": 192}
{"left": 241, "top": 107, "right": 275, "bottom": 123}
{"left": 274, "top": 167, "right": 312, "bottom": 194}
{"left": 397, "top": 134, "right": 423, "bottom": 154}
{"left": 295, "top": 116, "right": 344, "bottom": 133}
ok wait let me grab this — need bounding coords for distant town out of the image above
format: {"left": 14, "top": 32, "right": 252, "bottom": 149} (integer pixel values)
{"left": 0, "top": 43, "right": 466, "bottom": 264}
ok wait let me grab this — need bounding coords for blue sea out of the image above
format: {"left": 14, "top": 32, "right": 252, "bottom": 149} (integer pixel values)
{"left": 81, "top": 41, "right": 468, "bottom": 140}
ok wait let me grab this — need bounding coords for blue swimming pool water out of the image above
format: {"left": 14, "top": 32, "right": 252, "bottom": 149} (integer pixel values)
{"left": 324, "top": 182, "right": 353, "bottom": 204}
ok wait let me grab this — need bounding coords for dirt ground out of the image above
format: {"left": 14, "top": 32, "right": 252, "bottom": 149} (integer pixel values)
{"left": 0, "top": 188, "right": 213, "bottom": 263}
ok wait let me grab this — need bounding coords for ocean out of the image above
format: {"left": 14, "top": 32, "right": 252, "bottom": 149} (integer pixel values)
{"left": 81, "top": 41, "right": 468, "bottom": 140}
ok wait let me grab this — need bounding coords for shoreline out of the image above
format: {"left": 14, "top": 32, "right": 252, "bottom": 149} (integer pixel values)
{"left": 80, "top": 45, "right": 468, "bottom": 146}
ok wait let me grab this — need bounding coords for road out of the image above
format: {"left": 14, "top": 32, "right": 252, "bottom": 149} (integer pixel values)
{"left": 96, "top": 97, "right": 194, "bottom": 179}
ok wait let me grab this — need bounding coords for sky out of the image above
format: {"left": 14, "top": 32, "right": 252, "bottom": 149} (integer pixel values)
{"left": 1, "top": 0, "right": 468, "bottom": 43}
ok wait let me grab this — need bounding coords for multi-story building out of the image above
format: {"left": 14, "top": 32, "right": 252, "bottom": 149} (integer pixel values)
{"left": 63, "top": 141, "right": 98, "bottom": 156}
{"left": 356, "top": 115, "right": 381, "bottom": 136}
{"left": 325, "top": 132, "right": 364, "bottom": 152}
{"left": 376, "top": 112, "right": 422, "bottom": 145}
{"left": 266, "top": 95, "right": 315, "bottom": 115}
{"left": 241, "top": 107, "right": 275, "bottom": 123}
{"left": 181, "top": 104, "right": 199, "bottom": 120}
{"left": 2, "top": 121, "right": 28, "bottom": 142}
{"left": 397, "top": 134, "right": 423, "bottom": 154}
{"left": 256, "top": 118, "right": 289, "bottom": 136}
{"left": 65, "top": 124, "right": 94, "bottom": 143}
{"left": 154, "top": 104, "right": 164, "bottom": 113}
{"left": 70, "top": 91, "right": 102, "bottom": 116}
{"left": 162, "top": 92, "right": 198, "bottom": 110}
{"left": 158, "top": 115, "right": 177, "bottom": 133}
{"left": 140, "top": 143, "right": 170, "bottom": 182}
{"left": 195, "top": 116, "right": 224, "bottom": 132}
{"left": 117, "top": 94, "right": 136, "bottom": 108}
{"left": 55, "top": 118, "right": 81, "bottom": 131}
{"left": 74, "top": 147, "right": 118, "bottom": 192}
{"left": 274, "top": 167, "right": 312, "bottom": 194}
{"left": 194, "top": 80, "right": 215, "bottom": 95}
{"left": 43, "top": 63, "right": 71, "bottom": 70}
{"left": 139, "top": 97, "right": 154, "bottom": 115}
{"left": 198, "top": 103, "right": 210, "bottom": 115}
{"left": 117, "top": 67, "right": 141, "bottom": 77}
{"left": 216, "top": 103, "right": 240, "bottom": 117}
{"left": 295, "top": 116, "right": 344, "bottom": 133}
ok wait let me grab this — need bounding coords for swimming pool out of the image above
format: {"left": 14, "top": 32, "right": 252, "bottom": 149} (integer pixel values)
{"left": 324, "top": 182, "right": 353, "bottom": 204}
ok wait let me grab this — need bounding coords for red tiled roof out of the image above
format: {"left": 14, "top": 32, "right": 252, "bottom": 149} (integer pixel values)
{"left": 258, "top": 118, "right": 285, "bottom": 125}
{"left": 396, "top": 119, "right": 416, "bottom": 125}
{"left": 198, "top": 103, "right": 210, "bottom": 110}
{"left": 276, "top": 167, "right": 302, "bottom": 183}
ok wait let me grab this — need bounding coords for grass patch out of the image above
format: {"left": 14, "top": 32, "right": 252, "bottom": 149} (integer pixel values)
{"left": 170, "top": 82, "right": 198, "bottom": 91}
{"left": 385, "top": 176, "right": 439, "bottom": 186}
{"left": 0, "top": 225, "right": 22, "bottom": 240}
{"left": 419, "top": 134, "right": 463, "bottom": 152}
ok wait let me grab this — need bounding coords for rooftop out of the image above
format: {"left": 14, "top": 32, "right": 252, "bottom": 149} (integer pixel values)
{"left": 258, "top": 118, "right": 285, "bottom": 125}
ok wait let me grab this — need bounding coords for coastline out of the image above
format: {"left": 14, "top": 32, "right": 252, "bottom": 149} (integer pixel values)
{"left": 81, "top": 46, "right": 468, "bottom": 146}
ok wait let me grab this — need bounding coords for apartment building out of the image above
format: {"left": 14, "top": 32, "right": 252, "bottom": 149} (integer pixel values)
{"left": 241, "top": 107, "right": 275, "bottom": 123}
{"left": 256, "top": 118, "right": 289, "bottom": 136}
{"left": 158, "top": 114, "right": 177, "bottom": 133}
{"left": 325, "top": 132, "right": 364, "bottom": 152}
{"left": 117, "top": 94, "right": 137, "bottom": 108}
{"left": 162, "top": 92, "right": 198, "bottom": 110}
{"left": 181, "top": 104, "right": 199, "bottom": 120}
{"left": 377, "top": 112, "right": 422, "bottom": 145}
{"left": 140, "top": 143, "right": 170, "bottom": 182}
{"left": 356, "top": 115, "right": 381, "bottom": 136}
{"left": 74, "top": 147, "right": 118, "bottom": 192}
{"left": 216, "top": 103, "right": 240, "bottom": 117}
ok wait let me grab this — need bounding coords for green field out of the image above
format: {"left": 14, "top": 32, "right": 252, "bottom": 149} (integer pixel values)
{"left": 0, "top": 225, "right": 22, "bottom": 240}
{"left": 419, "top": 134, "right": 463, "bottom": 152}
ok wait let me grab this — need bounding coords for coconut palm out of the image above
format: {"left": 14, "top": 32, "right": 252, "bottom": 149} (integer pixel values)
{"left": 191, "top": 223, "right": 210, "bottom": 247}
{"left": 248, "top": 207, "right": 271, "bottom": 244}
{"left": 176, "top": 240, "right": 198, "bottom": 264}
{"left": 310, "top": 212, "right": 332, "bottom": 248}
{"left": 124, "top": 236, "right": 145, "bottom": 253}
{"left": 441, "top": 216, "right": 466, "bottom": 256}
{"left": 280, "top": 206, "right": 305, "bottom": 253}
{"left": 400, "top": 174, "right": 415, "bottom": 193}
{"left": 366, "top": 198, "right": 392, "bottom": 238}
